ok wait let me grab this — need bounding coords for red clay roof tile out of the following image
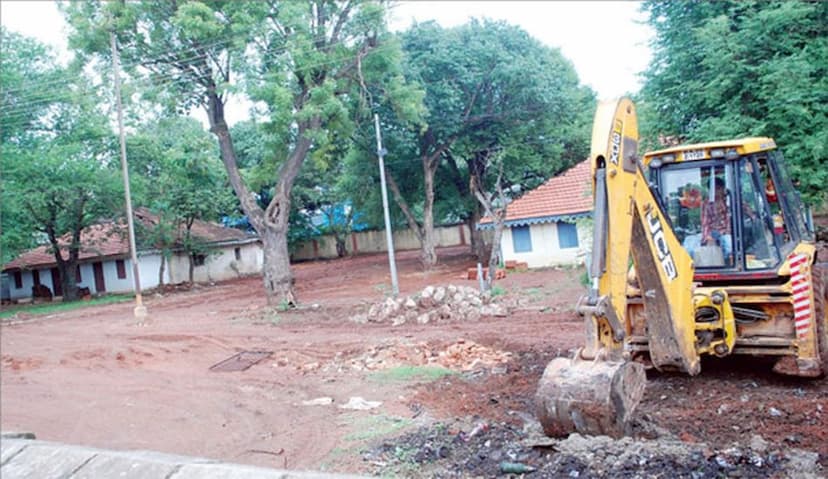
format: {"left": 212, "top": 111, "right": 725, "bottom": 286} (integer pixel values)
{"left": 480, "top": 159, "right": 592, "bottom": 225}
{"left": 3, "top": 208, "right": 253, "bottom": 271}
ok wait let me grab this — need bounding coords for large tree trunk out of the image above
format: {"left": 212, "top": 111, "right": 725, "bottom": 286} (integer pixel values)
{"left": 206, "top": 91, "right": 316, "bottom": 307}
{"left": 471, "top": 156, "right": 507, "bottom": 290}
{"left": 261, "top": 227, "right": 295, "bottom": 307}
{"left": 486, "top": 218, "right": 505, "bottom": 290}
{"left": 57, "top": 261, "right": 80, "bottom": 302}
{"left": 468, "top": 205, "right": 486, "bottom": 260}
{"left": 158, "top": 254, "right": 166, "bottom": 286}
{"left": 421, "top": 160, "right": 438, "bottom": 267}
{"left": 48, "top": 225, "right": 81, "bottom": 302}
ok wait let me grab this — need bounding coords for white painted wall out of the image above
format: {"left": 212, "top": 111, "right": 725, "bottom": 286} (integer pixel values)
{"left": 5, "top": 242, "right": 263, "bottom": 301}
{"left": 8, "top": 270, "right": 35, "bottom": 300}
{"left": 500, "top": 221, "right": 591, "bottom": 268}
{"left": 167, "top": 242, "right": 262, "bottom": 284}
{"left": 292, "top": 224, "right": 478, "bottom": 260}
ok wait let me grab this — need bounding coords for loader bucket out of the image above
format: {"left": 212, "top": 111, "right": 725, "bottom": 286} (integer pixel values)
{"left": 535, "top": 357, "right": 646, "bottom": 437}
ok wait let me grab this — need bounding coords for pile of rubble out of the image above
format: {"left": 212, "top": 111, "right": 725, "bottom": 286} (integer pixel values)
{"left": 368, "top": 422, "right": 819, "bottom": 479}
{"left": 323, "top": 339, "right": 512, "bottom": 373}
{"left": 351, "top": 285, "right": 509, "bottom": 326}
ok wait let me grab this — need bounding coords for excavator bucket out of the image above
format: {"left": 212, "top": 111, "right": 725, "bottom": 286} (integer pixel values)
{"left": 535, "top": 357, "right": 646, "bottom": 437}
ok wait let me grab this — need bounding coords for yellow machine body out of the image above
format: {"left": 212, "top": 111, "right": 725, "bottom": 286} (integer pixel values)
{"left": 536, "top": 98, "right": 828, "bottom": 438}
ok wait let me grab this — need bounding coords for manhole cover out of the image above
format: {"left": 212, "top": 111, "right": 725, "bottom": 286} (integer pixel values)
{"left": 210, "top": 351, "right": 272, "bottom": 372}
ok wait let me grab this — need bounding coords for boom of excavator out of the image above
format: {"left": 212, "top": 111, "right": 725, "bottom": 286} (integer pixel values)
{"left": 536, "top": 98, "right": 828, "bottom": 438}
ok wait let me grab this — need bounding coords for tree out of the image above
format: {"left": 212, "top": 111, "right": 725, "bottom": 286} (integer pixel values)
{"left": 1, "top": 30, "right": 123, "bottom": 301}
{"left": 63, "top": 1, "right": 420, "bottom": 306}
{"left": 128, "top": 116, "right": 235, "bottom": 284}
{"left": 639, "top": 0, "right": 828, "bottom": 205}
{"left": 352, "top": 20, "right": 593, "bottom": 268}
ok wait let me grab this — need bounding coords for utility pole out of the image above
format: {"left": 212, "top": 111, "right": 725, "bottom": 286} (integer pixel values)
{"left": 374, "top": 113, "right": 399, "bottom": 297}
{"left": 110, "top": 29, "right": 148, "bottom": 323}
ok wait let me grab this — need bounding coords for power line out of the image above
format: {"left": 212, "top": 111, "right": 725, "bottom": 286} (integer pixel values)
{"left": 2, "top": 41, "right": 397, "bottom": 121}
{"left": 2, "top": 21, "right": 396, "bottom": 107}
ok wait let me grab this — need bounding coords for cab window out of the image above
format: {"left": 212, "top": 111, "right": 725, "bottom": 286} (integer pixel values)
{"left": 739, "top": 159, "right": 779, "bottom": 270}
{"left": 660, "top": 164, "right": 734, "bottom": 268}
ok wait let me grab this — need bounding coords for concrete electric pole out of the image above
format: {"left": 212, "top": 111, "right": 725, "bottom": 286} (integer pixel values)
{"left": 374, "top": 113, "right": 399, "bottom": 297}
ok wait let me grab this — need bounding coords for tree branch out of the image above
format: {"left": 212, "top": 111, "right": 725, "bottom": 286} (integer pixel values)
{"left": 384, "top": 167, "right": 424, "bottom": 241}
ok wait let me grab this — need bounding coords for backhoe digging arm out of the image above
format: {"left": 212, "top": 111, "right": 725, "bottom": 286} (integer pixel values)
{"left": 536, "top": 98, "right": 699, "bottom": 438}
{"left": 584, "top": 98, "right": 699, "bottom": 374}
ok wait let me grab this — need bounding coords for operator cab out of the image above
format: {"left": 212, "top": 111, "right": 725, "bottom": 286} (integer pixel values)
{"left": 645, "top": 138, "right": 813, "bottom": 279}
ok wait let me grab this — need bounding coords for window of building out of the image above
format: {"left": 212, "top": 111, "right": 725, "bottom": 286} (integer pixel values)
{"left": 234, "top": 247, "right": 241, "bottom": 261}
{"left": 193, "top": 254, "right": 207, "bottom": 266}
{"left": 558, "top": 222, "right": 579, "bottom": 249}
{"left": 32, "top": 269, "right": 40, "bottom": 285}
{"left": 13, "top": 271, "right": 22, "bottom": 289}
{"left": 116, "top": 260, "right": 127, "bottom": 279}
{"left": 512, "top": 225, "right": 533, "bottom": 253}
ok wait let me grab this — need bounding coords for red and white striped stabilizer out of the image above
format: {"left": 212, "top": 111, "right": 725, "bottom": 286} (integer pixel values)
{"left": 789, "top": 253, "right": 812, "bottom": 340}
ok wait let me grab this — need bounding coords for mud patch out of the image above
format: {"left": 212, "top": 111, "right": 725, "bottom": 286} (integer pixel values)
{"left": 1, "top": 354, "right": 44, "bottom": 372}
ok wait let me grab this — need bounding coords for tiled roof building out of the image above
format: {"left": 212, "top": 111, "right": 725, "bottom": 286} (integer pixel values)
{"left": 480, "top": 159, "right": 592, "bottom": 227}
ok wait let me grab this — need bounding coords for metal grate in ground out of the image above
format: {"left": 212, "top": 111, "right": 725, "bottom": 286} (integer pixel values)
{"left": 209, "top": 351, "right": 272, "bottom": 372}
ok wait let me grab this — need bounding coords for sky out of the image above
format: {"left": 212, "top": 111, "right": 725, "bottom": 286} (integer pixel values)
{"left": 1, "top": 1, "right": 654, "bottom": 118}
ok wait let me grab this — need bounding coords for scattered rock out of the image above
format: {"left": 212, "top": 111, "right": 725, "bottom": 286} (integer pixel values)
{"left": 785, "top": 449, "right": 820, "bottom": 479}
{"left": 339, "top": 396, "right": 382, "bottom": 410}
{"left": 301, "top": 397, "right": 334, "bottom": 406}
{"left": 351, "top": 284, "right": 510, "bottom": 325}
{"left": 749, "top": 434, "right": 768, "bottom": 453}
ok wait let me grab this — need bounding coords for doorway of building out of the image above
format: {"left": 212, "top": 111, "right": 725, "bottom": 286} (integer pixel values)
{"left": 93, "top": 262, "right": 106, "bottom": 293}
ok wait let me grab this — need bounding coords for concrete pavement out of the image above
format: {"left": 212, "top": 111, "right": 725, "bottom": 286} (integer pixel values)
{"left": 0, "top": 435, "right": 368, "bottom": 479}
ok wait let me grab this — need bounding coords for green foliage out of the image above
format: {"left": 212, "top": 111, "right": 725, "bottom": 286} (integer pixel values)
{"left": 344, "top": 19, "right": 594, "bottom": 256}
{"left": 127, "top": 116, "right": 236, "bottom": 280}
{"left": 490, "top": 285, "right": 507, "bottom": 297}
{"left": 1, "top": 30, "right": 123, "bottom": 269}
{"left": 639, "top": 1, "right": 828, "bottom": 204}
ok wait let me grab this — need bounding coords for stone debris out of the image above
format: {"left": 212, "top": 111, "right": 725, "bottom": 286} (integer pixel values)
{"left": 339, "top": 396, "right": 382, "bottom": 410}
{"left": 368, "top": 422, "right": 819, "bottom": 479}
{"left": 322, "top": 339, "right": 512, "bottom": 374}
{"left": 436, "top": 340, "right": 512, "bottom": 371}
{"left": 352, "top": 285, "right": 508, "bottom": 325}
{"left": 301, "top": 397, "right": 334, "bottom": 406}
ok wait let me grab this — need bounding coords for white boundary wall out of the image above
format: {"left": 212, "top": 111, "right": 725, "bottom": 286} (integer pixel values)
{"left": 291, "top": 223, "right": 479, "bottom": 260}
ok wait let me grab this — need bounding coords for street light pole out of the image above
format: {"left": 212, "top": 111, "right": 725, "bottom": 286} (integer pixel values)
{"left": 110, "top": 30, "right": 148, "bottom": 323}
{"left": 374, "top": 113, "right": 399, "bottom": 297}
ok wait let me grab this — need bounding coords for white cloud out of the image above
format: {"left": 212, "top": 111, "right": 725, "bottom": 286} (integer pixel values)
{"left": 1, "top": 1, "right": 72, "bottom": 63}
{"left": 388, "top": 1, "right": 653, "bottom": 99}
{"left": 1, "top": 1, "right": 654, "bottom": 123}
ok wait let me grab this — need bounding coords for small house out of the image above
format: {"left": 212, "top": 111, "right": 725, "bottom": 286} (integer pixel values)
{"left": 2, "top": 209, "right": 262, "bottom": 301}
{"left": 479, "top": 160, "right": 592, "bottom": 268}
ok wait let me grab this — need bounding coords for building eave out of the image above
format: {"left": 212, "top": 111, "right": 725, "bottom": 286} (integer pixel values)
{"left": 477, "top": 211, "right": 592, "bottom": 230}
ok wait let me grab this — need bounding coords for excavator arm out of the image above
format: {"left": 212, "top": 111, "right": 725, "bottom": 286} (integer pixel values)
{"left": 536, "top": 98, "right": 700, "bottom": 438}
{"left": 585, "top": 98, "right": 699, "bottom": 374}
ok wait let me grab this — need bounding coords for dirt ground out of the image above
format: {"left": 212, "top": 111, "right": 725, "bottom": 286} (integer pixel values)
{"left": 1, "top": 245, "right": 826, "bottom": 477}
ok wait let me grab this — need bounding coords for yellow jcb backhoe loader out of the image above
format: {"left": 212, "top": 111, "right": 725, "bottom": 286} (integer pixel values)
{"left": 536, "top": 98, "right": 828, "bottom": 438}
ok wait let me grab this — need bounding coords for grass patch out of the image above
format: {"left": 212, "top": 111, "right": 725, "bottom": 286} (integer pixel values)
{"left": 490, "top": 285, "right": 507, "bottom": 297}
{"left": 369, "top": 365, "right": 456, "bottom": 383}
{"left": 344, "top": 415, "right": 414, "bottom": 442}
{"left": 0, "top": 294, "right": 133, "bottom": 319}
